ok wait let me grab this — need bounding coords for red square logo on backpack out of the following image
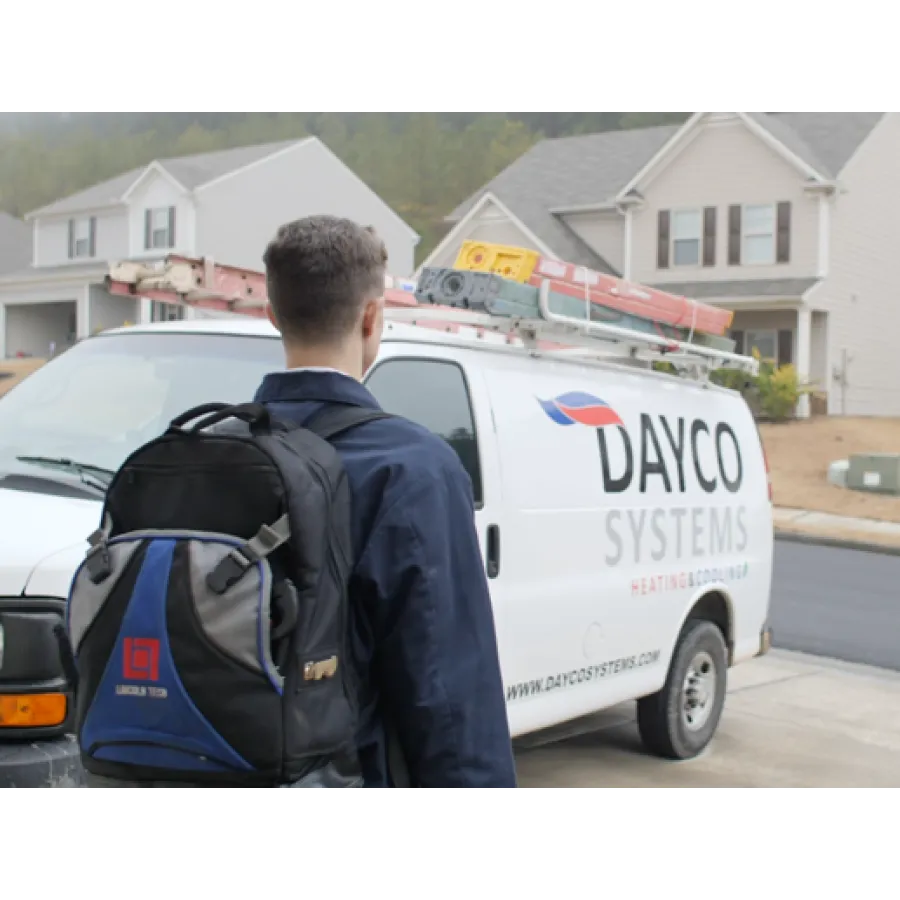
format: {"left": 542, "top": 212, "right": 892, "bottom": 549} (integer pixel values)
{"left": 123, "top": 637, "right": 160, "bottom": 682}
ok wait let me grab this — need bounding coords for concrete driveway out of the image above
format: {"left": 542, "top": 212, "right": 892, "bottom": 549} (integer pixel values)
{"left": 514, "top": 650, "right": 900, "bottom": 787}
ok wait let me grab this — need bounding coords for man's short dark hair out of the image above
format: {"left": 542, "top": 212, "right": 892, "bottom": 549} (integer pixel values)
{"left": 263, "top": 215, "right": 388, "bottom": 343}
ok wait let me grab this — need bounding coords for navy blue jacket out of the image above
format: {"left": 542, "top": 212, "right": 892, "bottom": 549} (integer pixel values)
{"left": 254, "top": 370, "right": 517, "bottom": 788}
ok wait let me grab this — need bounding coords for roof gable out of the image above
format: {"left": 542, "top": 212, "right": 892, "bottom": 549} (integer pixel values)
{"left": 445, "top": 124, "right": 679, "bottom": 272}
{"left": 161, "top": 139, "right": 301, "bottom": 189}
{"left": 448, "top": 123, "right": 678, "bottom": 222}
{"left": 26, "top": 138, "right": 305, "bottom": 219}
{"left": 768, "top": 112, "right": 884, "bottom": 175}
{"left": 452, "top": 113, "right": 885, "bottom": 224}
{"left": 445, "top": 112, "right": 884, "bottom": 264}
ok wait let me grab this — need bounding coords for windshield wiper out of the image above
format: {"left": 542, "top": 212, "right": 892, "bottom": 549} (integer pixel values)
{"left": 15, "top": 456, "right": 115, "bottom": 492}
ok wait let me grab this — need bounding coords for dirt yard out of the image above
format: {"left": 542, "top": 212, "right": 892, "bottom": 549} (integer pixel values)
{"left": 0, "top": 358, "right": 45, "bottom": 398}
{"left": 760, "top": 417, "right": 900, "bottom": 523}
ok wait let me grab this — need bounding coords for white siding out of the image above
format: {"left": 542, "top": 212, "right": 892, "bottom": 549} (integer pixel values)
{"left": 631, "top": 118, "right": 819, "bottom": 286}
{"left": 819, "top": 112, "right": 900, "bottom": 415}
{"left": 560, "top": 211, "right": 624, "bottom": 273}
{"left": 427, "top": 201, "right": 539, "bottom": 270}
{"left": 127, "top": 171, "right": 195, "bottom": 258}
{"left": 89, "top": 285, "right": 139, "bottom": 334}
{"left": 33, "top": 209, "right": 129, "bottom": 268}
{"left": 195, "top": 140, "right": 417, "bottom": 276}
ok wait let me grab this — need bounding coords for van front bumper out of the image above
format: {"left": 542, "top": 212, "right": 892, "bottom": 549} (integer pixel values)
{"left": 0, "top": 735, "right": 84, "bottom": 787}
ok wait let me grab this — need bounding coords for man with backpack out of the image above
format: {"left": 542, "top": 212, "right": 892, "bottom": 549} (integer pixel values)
{"left": 64, "top": 214, "right": 517, "bottom": 788}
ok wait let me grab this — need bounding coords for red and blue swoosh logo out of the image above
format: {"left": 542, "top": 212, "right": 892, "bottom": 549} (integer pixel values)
{"left": 538, "top": 391, "right": 624, "bottom": 427}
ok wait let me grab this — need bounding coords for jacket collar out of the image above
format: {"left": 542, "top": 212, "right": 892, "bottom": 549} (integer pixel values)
{"left": 254, "top": 369, "right": 381, "bottom": 410}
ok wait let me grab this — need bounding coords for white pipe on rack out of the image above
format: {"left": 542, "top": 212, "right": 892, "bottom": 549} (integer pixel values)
{"left": 536, "top": 280, "right": 758, "bottom": 375}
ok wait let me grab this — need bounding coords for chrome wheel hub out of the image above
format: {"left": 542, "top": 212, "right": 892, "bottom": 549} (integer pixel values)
{"left": 682, "top": 650, "right": 716, "bottom": 732}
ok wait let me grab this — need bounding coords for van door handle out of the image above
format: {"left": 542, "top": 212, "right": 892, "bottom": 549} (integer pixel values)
{"left": 486, "top": 524, "right": 500, "bottom": 579}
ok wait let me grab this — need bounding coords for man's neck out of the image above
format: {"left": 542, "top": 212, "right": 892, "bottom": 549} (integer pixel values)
{"left": 283, "top": 345, "right": 362, "bottom": 381}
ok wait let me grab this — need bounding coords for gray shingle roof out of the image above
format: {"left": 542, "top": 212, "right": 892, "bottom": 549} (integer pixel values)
{"left": 161, "top": 139, "right": 301, "bottom": 189}
{"left": 650, "top": 278, "right": 821, "bottom": 299}
{"left": 27, "top": 139, "right": 305, "bottom": 218}
{"left": 767, "top": 112, "right": 883, "bottom": 176}
{"left": 448, "top": 124, "right": 679, "bottom": 270}
{"left": 0, "top": 212, "right": 32, "bottom": 275}
{"left": 447, "top": 113, "right": 885, "bottom": 266}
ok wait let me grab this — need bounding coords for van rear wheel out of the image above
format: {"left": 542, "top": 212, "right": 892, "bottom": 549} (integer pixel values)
{"left": 636, "top": 619, "right": 728, "bottom": 760}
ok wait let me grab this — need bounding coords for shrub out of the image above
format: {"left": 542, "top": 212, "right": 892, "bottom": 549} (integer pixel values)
{"left": 757, "top": 360, "right": 810, "bottom": 421}
{"left": 655, "top": 349, "right": 811, "bottom": 421}
{"left": 709, "top": 367, "right": 754, "bottom": 392}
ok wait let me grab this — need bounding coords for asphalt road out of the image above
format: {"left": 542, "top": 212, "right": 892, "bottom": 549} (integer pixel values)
{"left": 771, "top": 538, "right": 900, "bottom": 672}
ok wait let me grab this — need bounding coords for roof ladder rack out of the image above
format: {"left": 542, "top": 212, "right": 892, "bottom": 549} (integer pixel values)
{"left": 106, "top": 255, "right": 270, "bottom": 317}
{"left": 105, "top": 256, "right": 758, "bottom": 381}
{"left": 106, "top": 255, "right": 420, "bottom": 317}
{"left": 385, "top": 279, "right": 759, "bottom": 380}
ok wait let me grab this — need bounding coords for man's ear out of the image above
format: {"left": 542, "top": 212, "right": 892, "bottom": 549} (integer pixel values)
{"left": 265, "top": 303, "right": 280, "bottom": 331}
{"left": 361, "top": 296, "right": 384, "bottom": 338}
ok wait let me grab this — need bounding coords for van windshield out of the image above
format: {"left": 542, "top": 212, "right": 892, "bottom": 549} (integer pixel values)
{"left": 0, "top": 331, "right": 284, "bottom": 476}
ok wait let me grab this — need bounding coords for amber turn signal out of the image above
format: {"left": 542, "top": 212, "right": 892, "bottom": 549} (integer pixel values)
{"left": 0, "top": 693, "right": 67, "bottom": 728}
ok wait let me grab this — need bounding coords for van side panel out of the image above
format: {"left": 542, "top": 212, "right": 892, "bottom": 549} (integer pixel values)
{"left": 481, "top": 355, "right": 772, "bottom": 737}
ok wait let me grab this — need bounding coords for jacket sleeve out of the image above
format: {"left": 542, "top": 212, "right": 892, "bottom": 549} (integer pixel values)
{"left": 356, "top": 458, "right": 517, "bottom": 788}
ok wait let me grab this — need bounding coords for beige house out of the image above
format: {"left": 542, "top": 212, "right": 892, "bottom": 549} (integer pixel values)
{"left": 421, "top": 112, "right": 895, "bottom": 418}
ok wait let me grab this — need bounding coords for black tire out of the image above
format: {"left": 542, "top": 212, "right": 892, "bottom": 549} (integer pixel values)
{"left": 636, "top": 619, "right": 728, "bottom": 760}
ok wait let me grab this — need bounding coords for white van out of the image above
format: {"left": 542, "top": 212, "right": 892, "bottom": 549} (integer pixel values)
{"left": 0, "top": 313, "right": 773, "bottom": 785}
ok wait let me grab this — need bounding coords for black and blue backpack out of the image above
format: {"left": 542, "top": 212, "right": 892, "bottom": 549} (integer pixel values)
{"left": 62, "top": 401, "right": 391, "bottom": 787}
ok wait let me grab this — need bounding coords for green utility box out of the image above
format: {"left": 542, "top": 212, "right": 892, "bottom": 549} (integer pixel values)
{"left": 846, "top": 453, "right": 900, "bottom": 495}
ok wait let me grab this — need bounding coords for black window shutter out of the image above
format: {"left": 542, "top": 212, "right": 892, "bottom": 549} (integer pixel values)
{"left": 702, "top": 207, "right": 716, "bottom": 267}
{"left": 67, "top": 219, "right": 75, "bottom": 258}
{"left": 657, "top": 210, "right": 670, "bottom": 269}
{"left": 88, "top": 217, "right": 96, "bottom": 257}
{"left": 168, "top": 206, "right": 176, "bottom": 248}
{"left": 776, "top": 201, "right": 791, "bottom": 263}
{"left": 777, "top": 329, "right": 793, "bottom": 367}
{"left": 731, "top": 329, "right": 745, "bottom": 354}
{"left": 144, "top": 209, "right": 152, "bottom": 250}
{"left": 727, "top": 205, "right": 741, "bottom": 266}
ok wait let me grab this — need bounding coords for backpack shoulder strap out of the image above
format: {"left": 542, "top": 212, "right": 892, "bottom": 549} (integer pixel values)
{"left": 302, "top": 401, "right": 412, "bottom": 786}
{"left": 304, "top": 403, "right": 394, "bottom": 442}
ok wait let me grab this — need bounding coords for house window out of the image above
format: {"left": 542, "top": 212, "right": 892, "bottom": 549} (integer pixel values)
{"left": 741, "top": 204, "right": 776, "bottom": 265}
{"left": 145, "top": 206, "right": 175, "bottom": 250}
{"left": 671, "top": 209, "right": 702, "bottom": 266}
{"left": 150, "top": 301, "right": 185, "bottom": 322}
{"left": 67, "top": 216, "right": 96, "bottom": 259}
{"left": 73, "top": 219, "right": 91, "bottom": 257}
{"left": 745, "top": 329, "right": 778, "bottom": 363}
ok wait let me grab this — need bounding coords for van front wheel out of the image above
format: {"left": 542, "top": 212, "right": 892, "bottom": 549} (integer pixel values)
{"left": 636, "top": 619, "right": 728, "bottom": 760}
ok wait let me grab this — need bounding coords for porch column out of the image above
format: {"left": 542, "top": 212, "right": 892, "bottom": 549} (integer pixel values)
{"left": 623, "top": 207, "right": 633, "bottom": 280}
{"left": 76, "top": 286, "right": 91, "bottom": 340}
{"left": 796, "top": 305, "right": 812, "bottom": 419}
{"left": 139, "top": 297, "right": 153, "bottom": 324}
{"left": 0, "top": 303, "right": 6, "bottom": 359}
